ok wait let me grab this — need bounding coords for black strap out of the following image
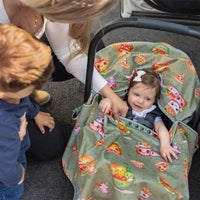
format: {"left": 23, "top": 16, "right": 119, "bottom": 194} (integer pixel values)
{"left": 144, "top": 0, "right": 200, "bottom": 14}
{"left": 144, "top": 0, "right": 171, "bottom": 12}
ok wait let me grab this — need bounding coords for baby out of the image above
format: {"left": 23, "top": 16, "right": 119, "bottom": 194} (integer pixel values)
{"left": 99, "top": 68, "right": 180, "bottom": 163}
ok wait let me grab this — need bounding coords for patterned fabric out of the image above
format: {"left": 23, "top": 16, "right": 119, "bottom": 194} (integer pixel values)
{"left": 62, "top": 42, "right": 199, "bottom": 200}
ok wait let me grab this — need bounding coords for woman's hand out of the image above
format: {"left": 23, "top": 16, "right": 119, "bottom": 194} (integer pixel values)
{"left": 111, "top": 95, "right": 128, "bottom": 120}
{"left": 99, "top": 85, "right": 128, "bottom": 120}
{"left": 34, "top": 111, "right": 55, "bottom": 134}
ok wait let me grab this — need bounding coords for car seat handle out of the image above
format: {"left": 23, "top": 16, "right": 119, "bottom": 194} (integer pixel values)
{"left": 85, "top": 17, "right": 200, "bottom": 129}
{"left": 85, "top": 17, "right": 200, "bottom": 102}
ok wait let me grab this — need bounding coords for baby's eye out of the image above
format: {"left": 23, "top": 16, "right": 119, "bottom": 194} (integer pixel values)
{"left": 145, "top": 97, "right": 151, "bottom": 101}
{"left": 134, "top": 93, "right": 139, "bottom": 96}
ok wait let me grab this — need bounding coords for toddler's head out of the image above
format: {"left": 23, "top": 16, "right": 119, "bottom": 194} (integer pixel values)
{"left": 127, "top": 69, "right": 161, "bottom": 112}
{"left": 0, "top": 24, "right": 53, "bottom": 93}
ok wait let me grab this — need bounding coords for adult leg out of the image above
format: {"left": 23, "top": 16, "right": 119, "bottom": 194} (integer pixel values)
{"left": 51, "top": 51, "right": 74, "bottom": 81}
{"left": 27, "top": 119, "right": 67, "bottom": 161}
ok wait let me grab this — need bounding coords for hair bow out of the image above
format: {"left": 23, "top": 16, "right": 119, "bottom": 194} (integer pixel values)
{"left": 133, "top": 70, "right": 146, "bottom": 82}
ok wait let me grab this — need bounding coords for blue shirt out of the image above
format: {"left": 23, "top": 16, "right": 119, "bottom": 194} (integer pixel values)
{"left": 0, "top": 97, "right": 40, "bottom": 186}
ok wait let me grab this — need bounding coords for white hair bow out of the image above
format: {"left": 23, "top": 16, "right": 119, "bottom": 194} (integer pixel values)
{"left": 133, "top": 70, "right": 146, "bottom": 82}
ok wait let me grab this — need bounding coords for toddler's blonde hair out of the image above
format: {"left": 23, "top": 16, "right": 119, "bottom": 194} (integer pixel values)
{"left": 0, "top": 24, "right": 53, "bottom": 92}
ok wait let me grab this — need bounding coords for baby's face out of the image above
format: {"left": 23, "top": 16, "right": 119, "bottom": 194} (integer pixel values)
{"left": 128, "top": 83, "right": 156, "bottom": 112}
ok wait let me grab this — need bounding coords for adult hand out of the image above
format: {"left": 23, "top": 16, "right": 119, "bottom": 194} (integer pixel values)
{"left": 111, "top": 95, "right": 128, "bottom": 120}
{"left": 99, "top": 84, "right": 128, "bottom": 120}
{"left": 34, "top": 111, "right": 55, "bottom": 134}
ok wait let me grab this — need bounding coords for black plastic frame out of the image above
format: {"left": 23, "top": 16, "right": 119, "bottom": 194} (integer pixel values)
{"left": 85, "top": 17, "right": 200, "bottom": 130}
{"left": 120, "top": 0, "right": 200, "bottom": 26}
{"left": 144, "top": 0, "right": 200, "bottom": 14}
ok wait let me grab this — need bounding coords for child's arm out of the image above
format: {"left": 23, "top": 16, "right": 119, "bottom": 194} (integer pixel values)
{"left": 99, "top": 97, "right": 112, "bottom": 114}
{"left": 155, "top": 120, "right": 181, "bottom": 163}
{"left": 27, "top": 97, "right": 55, "bottom": 134}
{"left": 0, "top": 120, "right": 26, "bottom": 186}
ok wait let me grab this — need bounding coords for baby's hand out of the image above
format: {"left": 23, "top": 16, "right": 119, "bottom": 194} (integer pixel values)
{"left": 18, "top": 114, "right": 27, "bottom": 141}
{"left": 160, "top": 145, "right": 181, "bottom": 163}
{"left": 99, "top": 98, "right": 112, "bottom": 114}
{"left": 34, "top": 111, "right": 55, "bottom": 134}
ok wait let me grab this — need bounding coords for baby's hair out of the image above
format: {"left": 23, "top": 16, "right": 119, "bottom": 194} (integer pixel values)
{"left": 129, "top": 68, "right": 161, "bottom": 101}
{"left": 0, "top": 24, "right": 53, "bottom": 92}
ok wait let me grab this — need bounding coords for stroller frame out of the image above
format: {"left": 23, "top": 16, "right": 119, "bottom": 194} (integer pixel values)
{"left": 84, "top": 17, "right": 200, "bottom": 130}
{"left": 120, "top": 0, "right": 200, "bottom": 26}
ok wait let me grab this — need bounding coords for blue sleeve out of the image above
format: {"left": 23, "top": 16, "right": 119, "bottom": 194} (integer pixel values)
{"left": 154, "top": 116, "right": 162, "bottom": 123}
{"left": 26, "top": 98, "right": 40, "bottom": 119}
{"left": 0, "top": 118, "right": 23, "bottom": 186}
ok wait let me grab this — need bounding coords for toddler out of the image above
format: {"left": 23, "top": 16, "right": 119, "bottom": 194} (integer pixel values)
{"left": 0, "top": 24, "right": 54, "bottom": 199}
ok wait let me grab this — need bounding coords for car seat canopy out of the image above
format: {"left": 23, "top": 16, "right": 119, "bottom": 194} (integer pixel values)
{"left": 93, "top": 41, "right": 200, "bottom": 123}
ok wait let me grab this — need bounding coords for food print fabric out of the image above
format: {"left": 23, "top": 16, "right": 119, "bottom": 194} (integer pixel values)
{"left": 62, "top": 42, "right": 200, "bottom": 200}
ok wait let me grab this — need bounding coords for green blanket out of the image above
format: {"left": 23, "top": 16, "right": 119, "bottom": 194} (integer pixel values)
{"left": 62, "top": 42, "right": 199, "bottom": 200}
